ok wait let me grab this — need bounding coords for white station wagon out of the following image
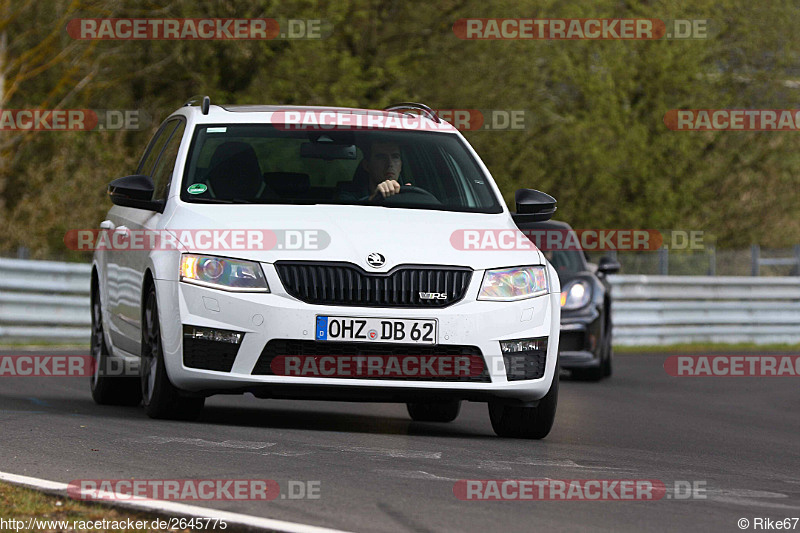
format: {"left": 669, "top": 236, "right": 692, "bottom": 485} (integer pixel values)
{"left": 90, "top": 97, "right": 561, "bottom": 438}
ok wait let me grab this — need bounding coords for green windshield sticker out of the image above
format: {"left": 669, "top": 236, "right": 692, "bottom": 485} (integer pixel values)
{"left": 187, "top": 183, "right": 207, "bottom": 194}
{"left": 207, "top": 127, "right": 227, "bottom": 133}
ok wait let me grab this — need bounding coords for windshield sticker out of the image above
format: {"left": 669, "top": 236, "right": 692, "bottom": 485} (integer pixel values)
{"left": 187, "top": 183, "right": 208, "bottom": 194}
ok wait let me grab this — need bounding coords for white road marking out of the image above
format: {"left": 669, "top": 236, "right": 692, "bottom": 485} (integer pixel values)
{"left": 336, "top": 446, "right": 441, "bottom": 459}
{"left": 261, "top": 451, "right": 314, "bottom": 457}
{"left": 477, "top": 458, "right": 634, "bottom": 472}
{"left": 0, "top": 470, "right": 354, "bottom": 533}
{"left": 374, "top": 469, "right": 460, "bottom": 481}
{"left": 699, "top": 488, "right": 800, "bottom": 509}
{"left": 136, "top": 436, "right": 276, "bottom": 449}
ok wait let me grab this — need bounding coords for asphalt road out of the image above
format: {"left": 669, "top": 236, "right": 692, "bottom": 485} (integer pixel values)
{"left": 1, "top": 349, "right": 798, "bottom": 533}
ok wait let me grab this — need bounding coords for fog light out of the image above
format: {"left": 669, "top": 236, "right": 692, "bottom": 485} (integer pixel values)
{"left": 183, "top": 325, "right": 243, "bottom": 344}
{"left": 500, "top": 337, "right": 548, "bottom": 381}
{"left": 500, "top": 337, "right": 547, "bottom": 354}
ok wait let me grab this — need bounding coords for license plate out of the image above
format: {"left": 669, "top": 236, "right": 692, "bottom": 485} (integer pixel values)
{"left": 315, "top": 316, "right": 437, "bottom": 344}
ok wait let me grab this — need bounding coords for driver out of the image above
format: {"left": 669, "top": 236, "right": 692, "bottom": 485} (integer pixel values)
{"left": 362, "top": 141, "right": 410, "bottom": 200}
{"left": 338, "top": 141, "right": 412, "bottom": 202}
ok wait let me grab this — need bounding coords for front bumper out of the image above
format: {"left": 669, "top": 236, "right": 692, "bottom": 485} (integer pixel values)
{"left": 153, "top": 269, "right": 560, "bottom": 402}
{"left": 558, "top": 307, "right": 603, "bottom": 369}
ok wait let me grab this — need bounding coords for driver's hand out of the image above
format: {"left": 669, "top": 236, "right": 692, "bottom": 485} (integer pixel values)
{"left": 370, "top": 179, "right": 401, "bottom": 200}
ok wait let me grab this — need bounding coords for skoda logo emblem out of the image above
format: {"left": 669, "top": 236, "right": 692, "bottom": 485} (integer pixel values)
{"left": 366, "top": 252, "right": 385, "bottom": 268}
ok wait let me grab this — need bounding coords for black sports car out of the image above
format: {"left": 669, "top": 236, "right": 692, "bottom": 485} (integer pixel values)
{"left": 517, "top": 220, "right": 620, "bottom": 381}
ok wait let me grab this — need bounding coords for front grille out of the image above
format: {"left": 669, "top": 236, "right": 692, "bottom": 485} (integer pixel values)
{"left": 183, "top": 338, "right": 239, "bottom": 372}
{"left": 559, "top": 331, "right": 585, "bottom": 352}
{"left": 253, "top": 340, "right": 491, "bottom": 382}
{"left": 275, "top": 262, "right": 472, "bottom": 308}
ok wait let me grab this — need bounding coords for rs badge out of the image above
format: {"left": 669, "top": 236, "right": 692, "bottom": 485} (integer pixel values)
{"left": 419, "top": 292, "right": 448, "bottom": 300}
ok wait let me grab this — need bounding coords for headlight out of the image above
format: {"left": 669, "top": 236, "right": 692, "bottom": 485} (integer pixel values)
{"left": 561, "top": 279, "right": 591, "bottom": 310}
{"left": 180, "top": 254, "right": 269, "bottom": 292}
{"left": 478, "top": 266, "right": 549, "bottom": 301}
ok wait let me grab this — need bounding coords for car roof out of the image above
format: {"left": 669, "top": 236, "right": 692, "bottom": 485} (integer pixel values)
{"left": 171, "top": 103, "right": 460, "bottom": 133}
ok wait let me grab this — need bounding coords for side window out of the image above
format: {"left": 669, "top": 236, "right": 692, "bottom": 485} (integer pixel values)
{"left": 138, "top": 120, "right": 179, "bottom": 177}
{"left": 151, "top": 121, "right": 185, "bottom": 201}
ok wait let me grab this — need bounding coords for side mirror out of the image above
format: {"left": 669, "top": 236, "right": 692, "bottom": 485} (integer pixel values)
{"left": 512, "top": 189, "right": 557, "bottom": 223}
{"left": 597, "top": 256, "right": 621, "bottom": 275}
{"left": 108, "top": 175, "right": 164, "bottom": 212}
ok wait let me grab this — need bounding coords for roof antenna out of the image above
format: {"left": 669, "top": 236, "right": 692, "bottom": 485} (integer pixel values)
{"left": 183, "top": 95, "right": 211, "bottom": 115}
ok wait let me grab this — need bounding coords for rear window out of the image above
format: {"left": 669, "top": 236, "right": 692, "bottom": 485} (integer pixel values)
{"left": 179, "top": 124, "right": 502, "bottom": 213}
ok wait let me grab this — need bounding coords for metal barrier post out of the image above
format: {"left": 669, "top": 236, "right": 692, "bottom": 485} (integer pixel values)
{"left": 751, "top": 244, "right": 760, "bottom": 276}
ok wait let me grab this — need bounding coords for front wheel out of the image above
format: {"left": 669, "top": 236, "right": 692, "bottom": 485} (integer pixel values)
{"left": 602, "top": 335, "right": 613, "bottom": 377}
{"left": 141, "top": 285, "right": 204, "bottom": 420}
{"left": 90, "top": 285, "right": 141, "bottom": 406}
{"left": 488, "top": 369, "right": 558, "bottom": 439}
{"left": 407, "top": 400, "right": 461, "bottom": 422}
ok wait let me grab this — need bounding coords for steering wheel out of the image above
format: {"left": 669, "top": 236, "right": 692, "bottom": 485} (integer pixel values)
{"left": 371, "top": 185, "right": 441, "bottom": 205}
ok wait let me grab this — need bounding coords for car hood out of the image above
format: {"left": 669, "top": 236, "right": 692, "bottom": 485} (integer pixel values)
{"left": 165, "top": 203, "right": 544, "bottom": 272}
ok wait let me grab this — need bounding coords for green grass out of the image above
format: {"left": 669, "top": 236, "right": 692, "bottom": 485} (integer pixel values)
{"left": 614, "top": 342, "right": 800, "bottom": 354}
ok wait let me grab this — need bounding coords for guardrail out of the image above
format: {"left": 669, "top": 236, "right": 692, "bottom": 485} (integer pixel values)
{"left": 609, "top": 275, "right": 800, "bottom": 346}
{"left": 0, "top": 258, "right": 91, "bottom": 342}
{"left": 1, "top": 259, "right": 799, "bottom": 346}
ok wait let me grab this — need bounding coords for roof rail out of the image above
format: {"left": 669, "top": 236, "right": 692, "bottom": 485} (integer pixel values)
{"left": 383, "top": 102, "right": 440, "bottom": 123}
{"left": 184, "top": 95, "right": 211, "bottom": 115}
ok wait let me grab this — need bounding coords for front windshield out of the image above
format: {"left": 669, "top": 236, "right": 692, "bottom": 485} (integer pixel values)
{"left": 543, "top": 248, "right": 588, "bottom": 276}
{"left": 180, "top": 124, "right": 502, "bottom": 213}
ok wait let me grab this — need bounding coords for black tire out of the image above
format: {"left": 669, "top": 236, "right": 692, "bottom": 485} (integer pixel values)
{"left": 141, "top": 285, "right": 204, "bottom": 420}
{"left": 90, "top": 284, "right": 142, "bottom": 406}
{"left": 488, "top": 369, "right": 558, "bottom": 439}
{"left": 407, "top": 400, "right": 461, "bottom": 422}
{"left": 602, "top": 339, "right": 613, "bottom": 377}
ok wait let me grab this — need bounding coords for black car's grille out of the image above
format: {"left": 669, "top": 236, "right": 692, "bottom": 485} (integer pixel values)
{"left": 274, "top": 262, "right": 472, "bottom": 308}
{"left": 253, "top": 340, "right": 491, "bottom": 382}
{"left": 559, "top": 331, "right": 585, "bottom": 352}
{"left": 183, "top": 337, "right": 239, "bottom": 372}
